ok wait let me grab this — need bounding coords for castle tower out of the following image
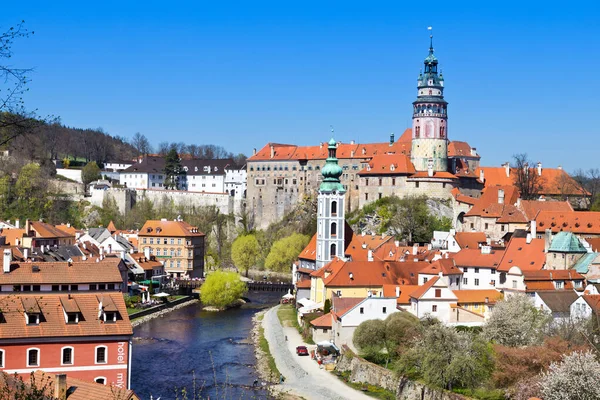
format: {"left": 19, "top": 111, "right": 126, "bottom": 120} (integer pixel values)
{"left": 411, "top": 32, "right": 448, "bottom": 172}
{"left": 316, "top": 138, "right": 346, "bottom": 269}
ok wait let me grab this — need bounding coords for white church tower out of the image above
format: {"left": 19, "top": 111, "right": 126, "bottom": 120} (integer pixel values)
{"left": 316, "top": 138, "right": 346, "bottom": 269}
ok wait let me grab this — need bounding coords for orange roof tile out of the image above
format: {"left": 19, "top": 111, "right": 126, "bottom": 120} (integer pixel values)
{"left": 345, "top": 233, "right": 394, "bottom": 261}
{"left": 410, "top": 171, "right": 457, "bottom": 180}
{"left": 54, "top": 224, "right": 80, "bottom": 236}
{"left": 296, "top": 279, "right": 311, "bottom": 289}
{"left": 476, "top": 167, "right": 584, "bottom": 196}
{"left": 30, "top": 221, "right": 74, "bottom": 239}
{"left": 583, "top": 294, "right": 600, "bottom": 312}
{"left": 298, "top": 234, "right": 318, "bottom": 261}
{"left": 310, "top": 313, "right": 333, "bottom": 328}
{"left": 522, "top": 269, "right": 584, "bottom": 281}
{"left": 331, "top": 296, "right": 365, "bottom": 318}
{"left": 28, "top": 371, "right": 139, "bottom": 400}
{"left": 1, "top": 228, "right": 26, "bottom": 245}
{"left": 139, "top": 220, "right": 204, "bottom": 237}
{"left": 0, "top": 293, "right": 132, "bottom": 339}
{"left": 451, "top": 248, "right": 505, "bottom": 268}
{"left": 382, "top": 284, "right": 420, "bottom": 305}
{"left": 465, "top": 185, "right": 521, "bottom": 218}
{"left": 130, "top": 253, "right": 163, "bottom": 271}
{"left": 453, "top": 232, "right": 488, "bottom": 249}
{"left": 453, "top": 289, "right": 503, "bottom": 304}
{"left": 535, "top": 211, "right": 600, "bottom": 235}
{"left": 358, "top": 154, "right": 416, "bottom": 176}
{"left": 519, "top": 200, "right": 573, "bottom": 221}
{"left": 107, "top": 220, "right": 117, "bottom": 233}
{"left": 419, "top": 258, "right": 462, "bottom": 276}
{"left": 448, "top": 141, "right": 480, "bottom": 159}
{"left": 497, "top": 237, "right": 546, "bottom": 272}
{"left": 0, "top": 259, "right": 125, "bottom": 285}
{"left": 585, "top": 237, "right": 600, "bottom": 252}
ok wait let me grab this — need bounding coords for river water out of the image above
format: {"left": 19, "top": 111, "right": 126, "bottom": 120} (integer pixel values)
{"left": 131, "top": 292, "right": 281, "bottom": 400}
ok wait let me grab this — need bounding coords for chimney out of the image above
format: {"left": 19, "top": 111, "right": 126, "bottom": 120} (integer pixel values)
{"left": 3, "top": 249, "right": 11, "bottom": 273}
{"left": 413, "top": 243, "right": 418, "bottom": 255}
{"left": 350, "top": 149, "right": 355, "bottom": 157}
{"left": 120, "top": 250, "right": 126, "bottom": 260}
{"left": 536, "top": 162, "right": 542, "bottom": 176}
{"left": 67, "top": 222, "right": 71, "bottom": 228}
{"left": 394, "top": 240, "right": 400, "bottom": 247}
{"left": 144, "top": 247, "right": 151, "bottom": 259}
{"left": 503, "top": 162, "right": 510, "bottom": 178}
{"left": 82, "top": 255, "right": 87, "bottom": 261}
{"left": 25, "top": 219, "right": 31, "bottom": 235}
{"left": 15, "top": 219, "right": 19, "bottom": 229}
{"left": 130, "top": 248, "right": 134, "bottom": 254}
{"left": 350, "top": 140, "right": 355, "bottom": 145}
{"left": 479, "top": 169, "right": 485, "bottom": 183}
{"left": 253, "top": 148, "right": 257, "bottom": 156}
{"left": 481, "top": 245, "right": 491, "bottom": 254}
{"left": 498, "top": 189, "right": 505, "bottom": 204}
{"left": 427, "top": 243, "right": 432, "bottom": 250}
{"left": 531, "top": 220, "right": 537, "bottom": 238}
{"left": 23, "top": 248, "right": 29, "bottom": 260}
{"left": 427, "top": 160, "right": 434, "bottom": 177}
{"left": 270, "top": 145, "right": 274, "bottom": 159}
{"left": 349, "top": 272, "right": 354, "bottom": 280}
{"left": 526, "top": 233, "right": 532, "bottom": 244}
{"left": 367, "top": 250, "right": 373, "bottom": 262}
{"left": 389, "top": 132, "right": 394, "bottom": 146}
{"left": 557, "top": 165, "right": 562, "bottom": 170}
{"left": 395, "top": 286, "right": 400, "bottom": 297}
{"left": 471, "top": 147, "right": 477, "bottom": 157}
{"left": 544, "top": 229, "right": 552, "bottom": 253}
{"left": 54, "top": 374, "right": 67, "bottom": 400}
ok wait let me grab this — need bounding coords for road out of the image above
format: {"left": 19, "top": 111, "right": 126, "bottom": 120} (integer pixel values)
{"left": 262, "top": 305, "right": 373, "bottom": 400}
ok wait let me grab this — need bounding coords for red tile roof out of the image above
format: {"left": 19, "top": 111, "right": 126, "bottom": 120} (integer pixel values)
{"left": 331, "top": 296, "right": 365, "bottom": 318}
{"left": 358, "top": 154, "right": 416, "bottom": 176}
{"left": 382, "top": 284, "right": 420, "bottom": 305}
{"left": 585, "top": 238, "right": 600, "bottom": 252}
{"left": 296, "top": 279, "right": 311, "bottom": 289}
{"left": 518, "top": 200, "right": 573, "bottom": 221}
{"left": 419, "top": 258, "right": 462, "bottom": 276}
{"left": 0, "top": 293, "right": 132, "bottom": 339}
{"left": 453, "top": 232, "right": 488, "bottom": 250}
{"left": 410, "top": 171, "right": 457, "bottom": 180}
{"left": 310, "top": 313, "right": 333, "bottom": 328}
{"left": 28, "top": 371, "right": 139, "bottom": 400}
{"left": 1, "top": 228, "right": 26, "bottom": 245}
{"left": 497, "top": 237, "right": 546, "bottom": 272}
{"left": 0, "top": 259, "right": 125, "bottom": 285}
{"left": 451, "top": 248, "right": 505, "bottom": 268}
{"left": 583, "top": 295, "right": 600, "bottom": 312}
{"left": 476, "top": 167, "right": 584, "bottom": 196}
{"left": 409, "top": 276, "right": 440, "bottom": 299}
{"left": 465, "top": 185, "right": 521, "bottom": 218}
{"left": 453, "top": 289, "right": 503, "bottom": 304}
{"left": 448, "top": 141, "right": 480, "bottom": 159}
{"left": 30, "top": 221, "right": 74, "bottom": 239}
{"left": 139, "top": 220, "right": 204, "bottom": 237}
{"left": 522, "top": 269, "right": 584, "bottom": 281}
{"left": 535, "top": 211, "right": 600, "bottom": 235}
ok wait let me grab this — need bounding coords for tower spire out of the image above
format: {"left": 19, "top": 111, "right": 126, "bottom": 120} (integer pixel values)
{"left": 428, "top": 26, "right": 433, "bottom": 54}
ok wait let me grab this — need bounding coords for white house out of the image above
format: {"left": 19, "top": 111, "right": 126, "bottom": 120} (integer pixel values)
{"left": 533, "top": 290, "right": 579, "bottom": 323}
{"left": 418, "top": 258, "right": 462, "bottom": 290}
{"left": 408, "top": 276, "right": 458, "bottom": 322}
{"left": 225, "top": 164, "right": 247, "bottom": 199}
{"left": 571, "top": 294, "right": 600, "bottom": 320}
{"left": 104, "top": 161, "right": 134, "bottom": 172}
{"left": 452, "top": 247, "right": 504, "bottom": 290}
{"left": 446, "top": 230, "right": 487, "bottom": 253}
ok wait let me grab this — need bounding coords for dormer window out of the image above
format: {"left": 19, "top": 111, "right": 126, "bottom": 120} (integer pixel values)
{"left": 104, "top": 312, "right": 118, "bottom": 323}
{"left": 67, "top": 313, "right": 79, "bottom": 324}
{"left": 25, "top": 313, "right": 40, "bottom": 325}
{"left": 555, "top": 281, "right": 564, "bottom": 289}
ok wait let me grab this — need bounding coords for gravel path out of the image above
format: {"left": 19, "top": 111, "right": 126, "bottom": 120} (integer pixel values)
{"left": 263, "top": 305, "right": 373, "bottom": 400}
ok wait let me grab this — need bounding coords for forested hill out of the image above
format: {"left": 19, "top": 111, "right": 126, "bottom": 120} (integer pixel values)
{"left": 0, "top": 113, "right": 137, "bottom": 167}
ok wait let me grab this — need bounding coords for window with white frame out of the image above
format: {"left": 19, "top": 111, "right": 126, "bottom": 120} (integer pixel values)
{"left": 95, "top": 346, "right": 107, "bottom": 364}
{"left": 95, "top": 377, "right": 106, "bottom": 385}
{"left": 62, "top": 347, "right": 74, "bottom": 365}
{"left": 0, "top": 349, "right": 4, "bottom": 368}
{"left": 27, "top": 348, "right": 39, "bottom": 367}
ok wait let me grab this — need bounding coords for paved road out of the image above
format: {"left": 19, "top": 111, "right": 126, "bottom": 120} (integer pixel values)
{"left": 263, "top": 305, "right": 372, "bottom": 400}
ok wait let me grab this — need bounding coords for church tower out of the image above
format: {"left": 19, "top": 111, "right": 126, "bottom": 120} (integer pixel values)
{"left": 411, "top": 32, "right": 448, "bottom": 172}
{"left": 316, "top": 138, "right": 346, "bottom": 269}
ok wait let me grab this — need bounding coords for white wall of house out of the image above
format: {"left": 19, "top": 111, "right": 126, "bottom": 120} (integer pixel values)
{"left": 571, "top": 296, "right": 593, "bottom": 320}
{"left": 99, "top": 236, "right": 130, "bottom": 253}
{"left": 460, "top": 267, "right": 498, "bottom": 290}
{"left": 105, "top": 162, "right": 133, "bottom": 171}
{"left": 497, "top": 266, "right": 526, "bottom": 296}
{"left": 409, "top": 283, "right": 457, "bottom": 323}
{"left": 225, "top": 168, "right": 247, "bottom": 198}
{"left": 186, "top": 174, "right": 225, "bottom": 193}
{"left": 419, "top": 273, "right": 462, "bottom": 290}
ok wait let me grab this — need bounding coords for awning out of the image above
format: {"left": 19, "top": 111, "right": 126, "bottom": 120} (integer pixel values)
{"left": 153, "top": 292, "right": 170, "bottom": 298}
{"left": 139, "top": 280, "right": 160, "bottom": 286}
{"left": 297, "top": 298, "right": 316, "bottom": 307}
{"left": 299, "top": 302, "right": 323, "bottom": 314}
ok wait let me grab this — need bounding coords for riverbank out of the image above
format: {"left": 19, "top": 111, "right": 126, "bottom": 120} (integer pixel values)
{"left": 130, "top": 297, "right": 199, "bottom": 327}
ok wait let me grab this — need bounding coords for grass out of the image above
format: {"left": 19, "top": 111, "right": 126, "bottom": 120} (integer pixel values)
{"left": 258, "top": 324, "right": 280, "bottom": 379}
{"left": 336, "top": 371, "right": 396, "bottom": 400}
{"left": 127, "top": 307, "right": 138, "bottom": 315}
{"left": 452, "top": 388, "right": 505, "bottom": 400}
{"left": 278, "top": 304, "right": 300, "bottom": 328}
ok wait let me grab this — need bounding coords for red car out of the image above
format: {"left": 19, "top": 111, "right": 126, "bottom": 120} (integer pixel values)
{"left": 296, "top": 346, "right": 309, "bottom": 356}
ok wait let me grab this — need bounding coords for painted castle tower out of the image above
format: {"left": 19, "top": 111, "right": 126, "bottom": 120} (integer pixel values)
{"left": 316, "top": 138, "right": 346, "bottom": 269}
{"left": 411, "top": 33, "right": 449, "bottom": 173}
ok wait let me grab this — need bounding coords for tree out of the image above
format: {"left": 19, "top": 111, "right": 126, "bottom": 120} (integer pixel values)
{"left": 81, "top": 161, "right": 101, "bottom": 188}
{"left": 231, "top": 234, "right": 259, "bottom": 277}
{"left": 483, "top": 293, "right": 551, "bottom": 347}
{"left": 163, "top": 148, "right": 185, "bottom": 190}
{"left": 383, "top": 312, "right": 420, "bottom": 358}
{"left": 200, "top": 271, "right": 247, "bottom": 309}
{"left": 395, "top": 324, "right": 494, "bottom": 391}
{"left": 323, "top": 299, "right": 331, "bottom": 314}
{"left": 572, "top": 168, "right": 600, "bottom": 210}
{"left": 157, "top": 141, "right": 170, "bottom": 156}
{"left": 353, "top": 319, "right": 386, "bottom": 356}
{"left": 539, "top": 351, "right": 600, "bottom": 400}
{"left": 512, "top": 153, "right": 545, "bottom": 200}
{"left": 130, "top": 132, "right": 151, "bottom": 157}
{"left": 264, "top": 233, "right": 310, "bottom": 272}
{"left": 13, "top": 163, "right": 50, "bottom": 220}
{"left": 388, "top": 195, "right": 445, "bottom": 243}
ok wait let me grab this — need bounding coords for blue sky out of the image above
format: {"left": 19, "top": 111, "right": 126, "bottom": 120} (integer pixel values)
{"left": 2, "top": 1, "right": 598, "bottom": 170}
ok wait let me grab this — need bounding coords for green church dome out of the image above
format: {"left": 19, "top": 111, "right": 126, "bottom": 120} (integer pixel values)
{"left": 319, "top": 138, "right": 345, "bottom": 193}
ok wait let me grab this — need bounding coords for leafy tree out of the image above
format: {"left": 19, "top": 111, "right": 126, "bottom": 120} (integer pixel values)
{"left": 264, "top": 233, "right": 310, "bottom": 272}
{"left": 323, "top": 299, "right": 331, "bottom": 314}
{"left": 81, "top": 161, "right": 101, "bottom": 188}
{"left": 163, "top": 148, "right": 185, "bottom": 190}
{"left": 200, "top": 271, "right": 247, "bottom": 309}
{"left": 97, "top": 194, "right": 121, "bottom": 228}
{"left": 483, "top": 294, "right": 551, "bottom": 347}
{"left": 396, "top": 324, "right": 494, "bottom": 391}
{"left": 539, "top": 350, "right": 600, "bottom": 400}
{"left": 231, "top": 234, "right": 259, "bottom": 277}
{"left": 0, "top": 371, "right": 55, "bottom": 400}
{"left": 383, "top": 312, "right": 420, "bottom": 359}
{"left": 353, "top": 319, "right": 386, "bottom": 356}
{"left": 13, "top": 163, "right": 51, "bottom": 219}
{"left": 390, "top": 195, "right": 439, "bottom": 242}
{"left": 512, "top": 153, "right": 546, "bottom": 200}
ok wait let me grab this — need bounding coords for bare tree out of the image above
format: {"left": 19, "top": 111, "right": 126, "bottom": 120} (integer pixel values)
{"left": 187, "top": 144, "right": 199, "bottom": 158}
{"left": 130, "top": 132, "right": 152, "bottom": 158}
{"left": 573, "top": 168, "right": 600, "bottom": 210}
{"left": 157, "top": 141, "right": 170, "bottom": 156}
{"left": 512, "top": 153, "right": 545, "bottom": 200}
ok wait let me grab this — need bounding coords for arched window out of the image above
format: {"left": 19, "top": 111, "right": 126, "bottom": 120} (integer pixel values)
{"left": 61, "top": 346, "right": 74, "bottom": 365}
{"left": 331, "top": 222, "right": 337, "bottom": 236}
{"left": 27, "top": 348, "right": 40, "bottom": 367}
{"left": 95, "top": 377, "right": 106, "bottom": 385}
{"left": 331, "top": 201, "right": 337, "bottom": 216}
{"left": 330, "top": 243, "right": 336, "bottom": 257}
{"left": 95, "top": 346, "right": 107, "bottom": 364}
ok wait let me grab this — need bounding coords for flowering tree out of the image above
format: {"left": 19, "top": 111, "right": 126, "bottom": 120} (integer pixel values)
{"left": 483, "top": 294, "right": 551, "bottom": 347}
{"left": 539, "top": 351, "right": 600, "bottom": 400}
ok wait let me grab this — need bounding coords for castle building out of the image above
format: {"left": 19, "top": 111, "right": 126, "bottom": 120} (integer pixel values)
{"left": 316, "top": 139, "right": 347, "bottom": 269}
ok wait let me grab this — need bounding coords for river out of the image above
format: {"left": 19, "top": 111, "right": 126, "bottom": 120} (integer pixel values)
{"left": 131, "top": 292, "right": 282, "bottom": 400}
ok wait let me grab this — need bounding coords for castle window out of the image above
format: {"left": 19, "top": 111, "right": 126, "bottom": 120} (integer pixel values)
{"left": 95, "top": 346, "right": 107, "bottom": 364}
{"left": 62, "top": 347, "right": 74, "bottom": 365}
{"left": 415, "top": 182, "right": 420, "bottom": 188}
{"left": 378, "top": 178, "right": 382, "bottom": 186}
{"left": 330, "top": 244, "right": 336, "bottom": 257}
{"left": 331, "top": 201, "right": 337, "bottom": 216}
{"left": 392, "top": 178, "right": 396, "bottom": 185}
{"left": 331, "top": 222, "right": 337, "bottom": 236}
{"left": 365, "top": 179, "right": 369, "bottom": 186}
{"left": 378, "top": 193, "right": 382, "bottom": 200}
{"left": 365, "top": 193, "right": 369, "bottom": 201}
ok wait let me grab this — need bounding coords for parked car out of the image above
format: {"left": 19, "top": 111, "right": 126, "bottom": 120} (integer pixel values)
{"left": 296, "top": 346, "right": 309, "bottom": 356}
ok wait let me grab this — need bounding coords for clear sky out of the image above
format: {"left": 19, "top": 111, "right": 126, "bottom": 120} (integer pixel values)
{"left": 2, "top": 1, "right": 598, "bottom": 170}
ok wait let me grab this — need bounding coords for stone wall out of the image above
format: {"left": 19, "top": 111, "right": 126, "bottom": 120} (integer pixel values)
{"left": 335, "top": 349, "right": 469, "bottom": 400}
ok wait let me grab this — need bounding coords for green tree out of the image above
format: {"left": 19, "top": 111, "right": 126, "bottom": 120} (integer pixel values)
{"left": 353, "top": 319, "right": 386, "bottom": 356}
{"left": 200, "top": 271, "right": 247, "bottom": 309}
{"left": 13, "top": 163, "right": 51, "bottom": 220}
{"left": 264, "top": 233, "right": 310, "bottom": 272}
{"left": 97, "top": 194, "right": 121, "bottom": 228}
{"left": 323, "top": 299, "right": 331, "bottom": 314}
{"left": 81, "top": 161, "right": 101, "bottom": 188}
{"left": 231, "top": 234, "right": 259, "bottom": 277}
{"left": 163, "top": 148, "right": 185, "bottom": 190}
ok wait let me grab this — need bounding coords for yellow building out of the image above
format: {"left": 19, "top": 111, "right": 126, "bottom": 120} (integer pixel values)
{"left": 138, "top": 219, "right": 205, "bottom": 278}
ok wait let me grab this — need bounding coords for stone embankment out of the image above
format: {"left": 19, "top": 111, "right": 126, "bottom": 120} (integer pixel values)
{"left": 336, "top": 350, "right": 469, "bottom": 400}
{"left": 130, "top": 298, "right": 199, "bottom": 327}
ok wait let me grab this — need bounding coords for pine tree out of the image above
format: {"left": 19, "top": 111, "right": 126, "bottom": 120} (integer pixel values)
{"left": 163, "top": 148, "right": 185, "bottom": 190}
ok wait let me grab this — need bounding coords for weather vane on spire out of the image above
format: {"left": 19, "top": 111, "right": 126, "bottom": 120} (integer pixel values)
{"left": 428, "top": 26, "right": 434, "bottom": 52}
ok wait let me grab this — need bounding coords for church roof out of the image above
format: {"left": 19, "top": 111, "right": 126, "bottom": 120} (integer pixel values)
{"left": 548, "top": 232, "right": 587, "bottom": 253}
